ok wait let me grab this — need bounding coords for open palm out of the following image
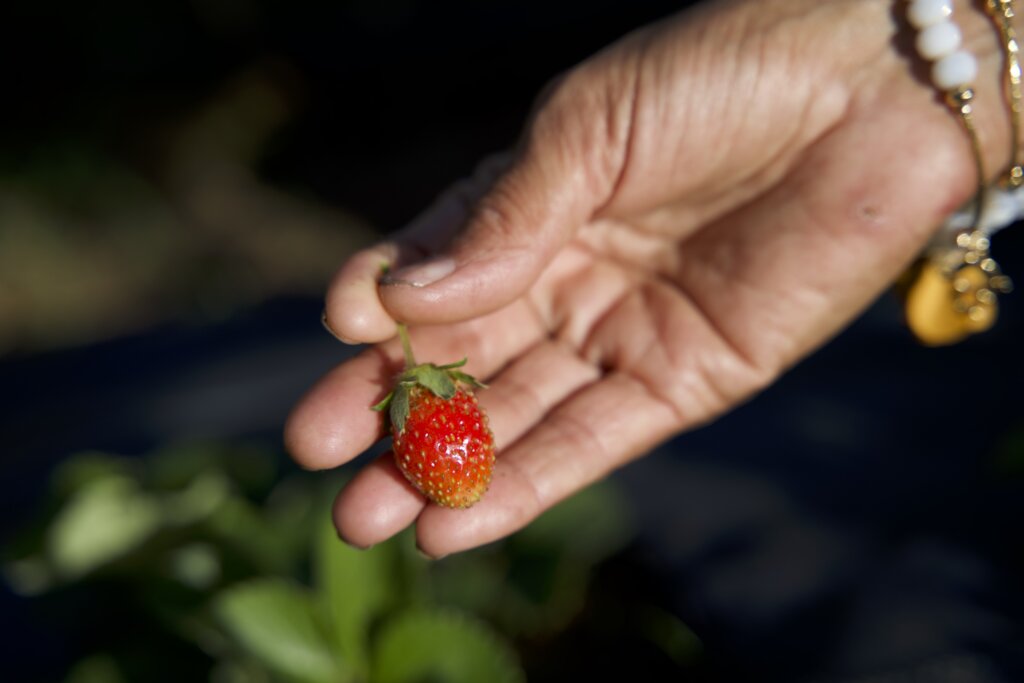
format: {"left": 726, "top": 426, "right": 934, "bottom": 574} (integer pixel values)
{"left": 287, "top": 0, "right": 1010, "bottom": 557}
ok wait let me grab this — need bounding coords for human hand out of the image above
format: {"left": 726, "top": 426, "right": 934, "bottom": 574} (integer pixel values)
{"left": 287, "top": 0, "right": 1016, "bottom": 557}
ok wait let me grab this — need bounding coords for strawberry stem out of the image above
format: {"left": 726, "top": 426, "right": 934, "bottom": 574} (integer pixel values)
{"left": 396, "top": 322, "right": 417, "bottom": 369}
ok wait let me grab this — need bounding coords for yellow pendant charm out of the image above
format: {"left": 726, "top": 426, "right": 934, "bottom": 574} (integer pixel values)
{"left": 902, "top": 230, "right": 1013, "bottom": 346}
{"left": 905, "top": 262, "right": 997, "bottom": 346}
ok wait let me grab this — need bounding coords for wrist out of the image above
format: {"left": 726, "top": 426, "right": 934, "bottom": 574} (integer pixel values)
{"left": 834, "top": 0, "right": 1023, "bottom": 212}
{"left": 891, "top": 0, "right": 1022, "bottom": 344}
{"left": 761, "top": 0, "right": 1020, "bottom": 186}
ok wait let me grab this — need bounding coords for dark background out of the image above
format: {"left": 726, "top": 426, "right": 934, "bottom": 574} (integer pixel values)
{"left": 2, "top": 1, "right": 1023, "bottom": 681}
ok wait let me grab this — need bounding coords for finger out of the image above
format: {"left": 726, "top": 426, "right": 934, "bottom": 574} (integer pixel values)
{"left": 331, "top": 340, "right": 601, "bottom": 548}
{"left": 284, "top": 345, "right": 396, "bottom": 471}
{"left": 323, "top": 154, "right": 511, "bottom": 344}
{"left": 285, "top": 299, "right": 545, "bottom": 470}
{"left": 415, "top": 372, "right": 680, "bottom": 558}
{"left": 323, "top": 242, "right": 401, "bottom": 344}
{"left": 332, "top": 454, "right": 425, "bottom": 549}
{"left": 378, "top": 68, "right": 630, "bottom": 325}
{"left": 477, "top": 340, "right": 602, "bottom": 448}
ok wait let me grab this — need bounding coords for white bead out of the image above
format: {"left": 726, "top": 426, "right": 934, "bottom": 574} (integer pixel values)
{"left": 1011, "top": 184, "right": 1024, "bottom": 214}
{"left": 980, "top": 188, "right": 1022, "bottom": 234}
{"left": 932, "top": 50, "right": 978, "bottom": 90}
{"left": 916, "top": 20, "right": 962, "bottom": 61}
{"left": 908, "top": 0, "right": 954, "bottom": 29}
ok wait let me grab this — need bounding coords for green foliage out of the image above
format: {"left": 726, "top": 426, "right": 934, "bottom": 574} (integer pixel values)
{"left": 63, "top": 655, "right": 126, "bottom": 683}
{"left": 431, "top": 480, "right": 633, "bottom": 637}
{"left": 213, "top": 580, "right": 349, "bottom": 683}
{"left": 47, "top": 474, "right": 163, "bottom": 581}
{"left": 51, "top": 452, "right": 135, "bottom": 498}
{"left": 372, "top": 609, "right": 525, "bottom": 683}
{"left": 519, "top": 479, "right": 633, "bottom": 561}
{"left": 636, "top": 605, "right": 704, "bottom": 669}
{"left": 3, "top": 441, "right": 699, "bottom": 682}
{"left": 314, "top": 517, "right": 398, "bottom": 677}
{"left": 4, "top": 443, "right": 265, "bottom": 594}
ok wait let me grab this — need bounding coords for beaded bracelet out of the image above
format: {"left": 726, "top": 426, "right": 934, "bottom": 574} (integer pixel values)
{"left": 903, "top": 0, "right": 1018, "bottom": 346}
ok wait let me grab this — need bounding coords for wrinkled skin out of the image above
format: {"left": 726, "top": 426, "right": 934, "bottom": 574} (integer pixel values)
{"left": 287, "top": 0, "right": 1018, "bottom": 557}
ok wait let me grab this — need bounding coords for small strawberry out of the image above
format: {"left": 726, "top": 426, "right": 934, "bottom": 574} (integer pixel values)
{"left": 372, "top": 324, "right": 495, "bottom": 508}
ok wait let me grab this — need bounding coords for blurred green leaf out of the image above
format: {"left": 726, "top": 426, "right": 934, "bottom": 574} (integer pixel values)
{"left": 43, "top": 458, "right": 233, "bottom": 583}
{"left": 212, "top": 579, "right": 349, "bottom": 683}
{"left": 63, "top": 653, "right": 126, "bottom": 683}
{"left": 264, "top": 474, "right": 318, "bottom": 546}
{"left": 638, "top": 605, "right": 703, "bottom": 668}
{"left": 209, "top": 658, "right": 272, "bottom": 683}
{"left": 433, "top": 546, "right": 589, "bottom": 638}
{"left": 428, "top": 548, "right": 504, "bottom": 614}
{"left": 169, "top": 543, "right": 222, "bottom": 590}
{"left": 145, "top": 444, "right": 223, "bottom": 491}
{"left": 392, "top": 528, "right": 433, "bottom": 609}
{"left": 47, "top": 475, "right": 161, "bottom": 579}
{"left": 147, "top": 442, "right": 277, "bottom": 496}
{"left": 371, "top": 609, "right": 525, "bottom": 683}
{"left": 51, "top": 452, "right": 135, "bottom": 500}
{"left": 160, "top": 470, "right": 231, "bottom": 525}
{"left": 503, "top": 553, "right": 588, "bottom": 637}
{"left": 517, "top": 480, "right": 633, "bottom": 562}
{"left": 208, "top": 497, "right": 299, "bottom": 575}
{"left": 3, "top": 556, "right": 53, "bottom": 596}
{"left": 314, "top": 513, "right": 397, "bottom": 676}
{"left": 433, "top": 482, "right": 635, "bottom": 636}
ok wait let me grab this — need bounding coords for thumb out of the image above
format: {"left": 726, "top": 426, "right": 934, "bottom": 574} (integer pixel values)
{"left": 379, "top": 92, "right": 612, "bottom": 325}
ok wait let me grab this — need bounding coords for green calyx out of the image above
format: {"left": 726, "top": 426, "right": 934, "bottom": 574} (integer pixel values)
{"left": 371, "top": 324, "right": 486, "bottom": 435}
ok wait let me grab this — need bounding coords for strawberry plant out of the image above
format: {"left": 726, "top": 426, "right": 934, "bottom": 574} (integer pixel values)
{"left": 2, "top": 443, "right": 689, "bottom": 683}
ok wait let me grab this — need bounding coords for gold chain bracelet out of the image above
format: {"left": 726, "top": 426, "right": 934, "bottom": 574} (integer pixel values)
{"left": 902, "top": 0, "right": 1018, "bottom": 346}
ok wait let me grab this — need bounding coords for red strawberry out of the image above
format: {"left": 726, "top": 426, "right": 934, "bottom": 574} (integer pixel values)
{"left": 372, "top": 324, "right": 495, "bottom": 508}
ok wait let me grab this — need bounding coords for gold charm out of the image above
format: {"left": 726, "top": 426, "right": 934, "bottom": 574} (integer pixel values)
{"left": 903, "top": 231, "right": 1013, "bottom": 346}
{"left": 899, "top": 1, "right": 1021, "bottom": 346}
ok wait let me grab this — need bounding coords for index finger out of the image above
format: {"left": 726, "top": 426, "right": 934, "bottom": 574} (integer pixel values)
{"left": 324, "top": 155, "right": 512, "bottom": 345}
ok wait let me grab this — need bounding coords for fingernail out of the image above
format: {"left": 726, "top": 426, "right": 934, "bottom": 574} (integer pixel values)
{"left": 338, "top": 531, "right": 374, "bottom": 551}
{"left": 416, "top": 545, "right": 446, "bottom": 561}
{"left": 381, "top": 257, "right": 455, "bottom": 287}
{"left": 322, "top": 310, "right": 359, "bottom": 345}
